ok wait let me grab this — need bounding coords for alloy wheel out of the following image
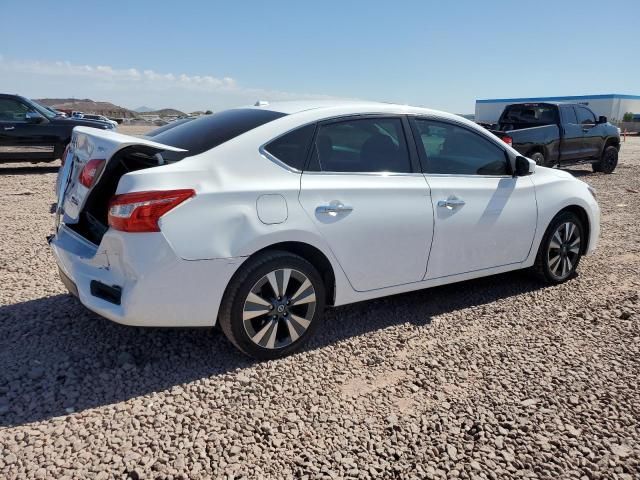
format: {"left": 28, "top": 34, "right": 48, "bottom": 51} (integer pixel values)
{"left": 547, "top": 222, "right": 581, "bottom": 281}
{"left": 242, "top": 269, "right": 316, "bottom": 349}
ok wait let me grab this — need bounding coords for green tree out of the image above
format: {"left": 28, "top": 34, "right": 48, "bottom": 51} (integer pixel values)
{"left": 622, "top": 112, "right": 633, "bottom": 122}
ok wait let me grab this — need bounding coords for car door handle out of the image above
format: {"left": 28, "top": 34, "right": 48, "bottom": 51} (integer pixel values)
{"left": 582, "top": 128, "right": 589, "bottom": 133}
{"left": 316, "top": 202, "right": 353, "bottom": 214}
{"left": 437, "top": 197, "right": 466, "bottom": 209}
{"left": 3, "top": 126, "right": 15, "bottom": 131}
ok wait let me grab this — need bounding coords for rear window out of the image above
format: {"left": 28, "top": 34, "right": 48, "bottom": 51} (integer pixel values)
{"left": 150, "top": 108, "right": 286, "bottom": 156}
{"left": 501, "top": 104, "right": 558, "bottom": 124}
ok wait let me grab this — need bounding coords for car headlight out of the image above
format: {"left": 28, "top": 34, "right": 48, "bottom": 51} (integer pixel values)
{"left": 587, "top": 185, "right": 597, "bottom": 200}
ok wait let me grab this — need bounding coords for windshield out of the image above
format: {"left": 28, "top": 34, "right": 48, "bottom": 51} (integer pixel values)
{"left": 26, "top": 98, "right": 56, "bottom": 120}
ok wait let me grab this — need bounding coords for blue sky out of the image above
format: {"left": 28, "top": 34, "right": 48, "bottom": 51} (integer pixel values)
{"left": 0, "top": 0, "right": 638, "bottom": 113}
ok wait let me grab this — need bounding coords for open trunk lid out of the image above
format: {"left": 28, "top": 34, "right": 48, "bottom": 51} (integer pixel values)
{"left": 57, "top": 126, "right": 186, "bottom": 225}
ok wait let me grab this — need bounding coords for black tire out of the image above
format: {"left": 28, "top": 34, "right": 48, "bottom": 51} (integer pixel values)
{"left": 218, "top": 250, "right": 326, "bottom": 359}
{"left": 593, "top": 146, "right": 618, "bottom": 174}
{"left": 529, "top": 151, "right": 545, "bottom": 166}
{"left": 532, "top": 211, "right": 584, "bottom": 284}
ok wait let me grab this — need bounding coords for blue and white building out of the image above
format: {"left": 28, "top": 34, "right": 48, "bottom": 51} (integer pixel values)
{"left": 475, "top": 94, "right": 640, "bottom": 123}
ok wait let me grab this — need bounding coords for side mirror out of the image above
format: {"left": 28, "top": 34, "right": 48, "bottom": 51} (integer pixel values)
{"left": 25, "top": 111, "right": 45, "bottom": 124}
{"left": 515, "top": 155, "right": 535, "bottom": 176}
{"left": 597, "top": 116, "right": 607, "bottom": 124}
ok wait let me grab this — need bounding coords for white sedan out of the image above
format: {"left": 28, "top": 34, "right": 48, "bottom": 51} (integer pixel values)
{"left": 50, "top": 101, "right": 600, "bottom": 359}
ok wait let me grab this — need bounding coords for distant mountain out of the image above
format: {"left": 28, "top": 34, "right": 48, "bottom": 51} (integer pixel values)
{"left": 134, "top": 106, "right": 155, "bottom": 113}
{"left": 36, "top": 98, "right": 187, "bottom": 119}
{"left": 36, "top": 98, "right": 139, "bottom": 118}
{"left": 140, "top": 108, "right": 187, "bottom": 117}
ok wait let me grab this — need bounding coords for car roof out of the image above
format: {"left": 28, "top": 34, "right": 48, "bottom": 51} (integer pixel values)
{"left": 242, "top": 99, "right": 467, "bottom": 122}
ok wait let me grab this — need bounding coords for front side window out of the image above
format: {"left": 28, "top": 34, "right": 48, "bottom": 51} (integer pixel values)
{"left": 576, "top": 107, "right": 596, "bottom": 125}
{"left": 0, "top": 99, "right": 30, "bottom": 122}
{"left": 414, "top": 119, "right": 509, "bottom": 176}
{"left": 308, "top": 117, "right": 411, "bottom": 173}
{"left": 264, "top": 124, "right": 316, "bottom": 170}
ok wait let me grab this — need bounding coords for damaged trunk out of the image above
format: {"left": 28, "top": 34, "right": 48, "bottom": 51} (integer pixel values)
{"left": 57, "top": 126, "right": 187, "bottom": 244}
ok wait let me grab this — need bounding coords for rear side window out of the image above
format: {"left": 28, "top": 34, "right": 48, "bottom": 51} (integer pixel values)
{"left": 560, "top": 105, "right": 578, "bottom": 124}
{"left": 150, "top": 108, "right": 286, "bottom": 156}
{"left": 264, "top": 124, "right": 316, "bottom": 170}
{"left": 414, "top": 119, "right": 509, "bottom": 175}
{"left": 308, "top": 117, "right": 411, "bottom": 173}
{"left": 576, "top": 107, "right": 596, "bottom": 125}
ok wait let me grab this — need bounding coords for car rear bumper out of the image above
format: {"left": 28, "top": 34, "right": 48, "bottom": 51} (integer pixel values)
{"left": 50, "top": 225, "right": 245, "bottom": 327}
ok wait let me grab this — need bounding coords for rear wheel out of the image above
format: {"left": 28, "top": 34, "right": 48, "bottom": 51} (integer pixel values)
{"left": 593, "top": 146, "right": 618, "bottom": 174}
{"left": 529, "top": 151, "right": 545, "bottom": 166}
{"left": 218, "top": 251, "right": 326, "bottom": 359}
{"left": 533, "top": 211, "right": 584, "bottom": 284}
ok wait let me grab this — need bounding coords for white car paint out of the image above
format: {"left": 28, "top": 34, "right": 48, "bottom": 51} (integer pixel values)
{"left": 50, "top": 101, "right": 600, "bottom": 328}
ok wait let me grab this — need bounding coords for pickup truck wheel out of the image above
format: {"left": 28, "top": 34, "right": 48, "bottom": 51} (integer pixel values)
{"left": 595, "top": 146, "right": 618, "bottom": 174}
{"left": 529, "top": 152, "right": 545, "bottom": 166}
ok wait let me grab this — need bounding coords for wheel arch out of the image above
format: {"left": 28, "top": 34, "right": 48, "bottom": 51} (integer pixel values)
{"left": 527, "top": 145, "right": 546, "bottom": 156}
{"left": 601, "top": 136, "right": 620, "bottom": 155}
{"left": 555, "top": 205, "right": 590, "bottom": 254}
{"left": 247, "top": 241, "right": 337, "bottom": 305}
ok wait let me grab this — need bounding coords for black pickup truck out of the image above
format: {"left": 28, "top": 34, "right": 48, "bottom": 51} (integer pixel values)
{"left": 488, "top": 102, "right": 620, "bottom": 173}
{"left": 0, "top": 93, "right": 115, "bottom": 163}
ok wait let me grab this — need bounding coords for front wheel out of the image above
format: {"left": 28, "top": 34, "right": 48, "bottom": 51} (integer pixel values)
{"left": 533, "top": 211, "right": 584, "bottom": 284}
{"left": 218, "top": 251, "right": 326, "bottom": 359}
{"left": 593, "top": 146, "right": 618, "bottom": 174}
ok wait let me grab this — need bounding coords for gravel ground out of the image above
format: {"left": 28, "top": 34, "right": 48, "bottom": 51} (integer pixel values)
{"left": 1, "top": 136, "right": 639, "bottom": 479}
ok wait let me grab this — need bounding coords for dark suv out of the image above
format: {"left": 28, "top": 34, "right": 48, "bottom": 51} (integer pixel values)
{"left": 0, "top": 94, "right": 115, "bottom": 163}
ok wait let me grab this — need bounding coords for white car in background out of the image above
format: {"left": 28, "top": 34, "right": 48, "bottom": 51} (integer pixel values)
{"left": 50, "top": 101, "right": 600, "bottom": 359}
{"left": 79, "top": 114, "right": 119, "bottom": 129}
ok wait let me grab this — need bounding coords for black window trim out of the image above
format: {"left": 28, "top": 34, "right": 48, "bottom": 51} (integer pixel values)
{"left": 302, "top": 114, "right": 422, "bottom": 175}
{"left": 408, "top": 115, "right": 514, "bottom": 177}
{"left": 259, "top": 120, "right": 319, "bottom": 174}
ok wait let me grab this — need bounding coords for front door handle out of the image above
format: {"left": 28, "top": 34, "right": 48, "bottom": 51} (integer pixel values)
{"left": 437, "top": 197, "right": 466, "bottom": 209}
{"left": 3, "top": 126, "right": 15, "bottom": 131}
{"left": 316, "top": 202, "right": 353, "bottom": 214}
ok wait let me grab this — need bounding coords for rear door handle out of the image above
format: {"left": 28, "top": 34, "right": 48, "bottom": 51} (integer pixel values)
{"left": 437, "top": 197, "right": 466, "bottom": 209}
{"left": 316, "top": 202, "right": 353, "bottom": 214}
{"left": 3, "top": 126, "right": 15, "bottom": 131}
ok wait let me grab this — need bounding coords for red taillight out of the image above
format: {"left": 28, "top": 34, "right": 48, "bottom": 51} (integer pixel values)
{"left": 501, "top": 136, "right": 513, "bottom": 146}
{"left": 60, "top": 145, "right": 70, "bottom": 166}
{"left": 108, "top": 189, "right": 195, "bottom": 233}
{"left": 79, "top": 159, "right": 106, "bottom": 188}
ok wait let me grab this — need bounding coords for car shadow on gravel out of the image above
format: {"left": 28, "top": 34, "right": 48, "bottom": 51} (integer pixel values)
{"left": 0, "top": 270, "right": 547, "bottom": 427}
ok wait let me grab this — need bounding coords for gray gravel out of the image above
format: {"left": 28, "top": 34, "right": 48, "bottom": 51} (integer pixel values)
{"left": 1, "top": 135, "right": 639, "bottom": 479}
